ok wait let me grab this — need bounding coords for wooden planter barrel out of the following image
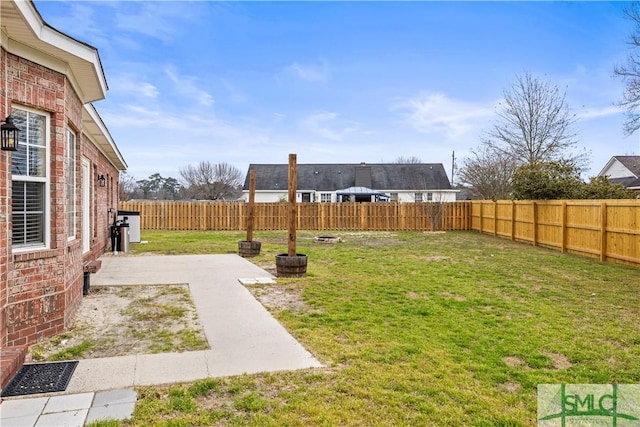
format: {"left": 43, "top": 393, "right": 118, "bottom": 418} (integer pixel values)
{"left": 275, "top": 254, "right": 308, "bottom": 277}
{"left": 238, "top": 240, "right": 261, "bottom": 258}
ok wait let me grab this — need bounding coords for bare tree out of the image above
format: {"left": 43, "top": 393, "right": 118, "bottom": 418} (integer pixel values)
{"left": 180, "top": 161, "right": 244, "bottom": 200}
{"left": 394, "top": 156, "right": 422, "bottom": 164}
{"left": 119, "top": 173, "right": 138, "bottom": 201}
{"left": 614, "top": 3, "right": 640, "bottom": 135}
{"left": 423, "top": 193, "right": 446, "bottom": 232}
{"left": 485, "top": 73, "right": 585, "bottom": 168}
{"left": 458, "top": 146, "right": 517, "bottom": 200}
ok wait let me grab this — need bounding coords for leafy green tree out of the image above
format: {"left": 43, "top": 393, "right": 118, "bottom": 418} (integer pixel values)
{"left": 161, "top": 177, "right": 181, "bottom": 200}
{"left": 584, "top": 176, "right": 637, "bottom": 199}
{"left": 512, "top": 161, "right": 586, "bottom": 200}
{"left": 513, "top": 162, "right": 637, "bottom": 200}
{"left": 137, "top": 173, "right": 182, "bottom": 200}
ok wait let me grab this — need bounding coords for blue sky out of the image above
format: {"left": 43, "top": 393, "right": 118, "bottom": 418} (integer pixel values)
{"left": 34, "top": 0, "right": 639, "bottom": 184}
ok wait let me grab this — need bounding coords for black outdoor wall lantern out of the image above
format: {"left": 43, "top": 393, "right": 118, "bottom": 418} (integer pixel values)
{"left": 98, "top": 174, "right": 106, "bottom": 187}
{"left": 1, "top": 116, "right": 19, "bottom": 151}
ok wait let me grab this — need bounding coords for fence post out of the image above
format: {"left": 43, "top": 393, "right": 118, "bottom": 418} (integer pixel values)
{"left": 600, "top": 201, "right": 607, "bottom": 262}
{"left": 511, "top": 201, "right": 516, "bottom": 241}
{"left": 493, "top": 201, "right": 498, "bottom": 236}
{"left": 532, "top": 201, "right": 538, "bottom": 246}
{"left": 561, "top": 201, "right": 567, "bottom": 253}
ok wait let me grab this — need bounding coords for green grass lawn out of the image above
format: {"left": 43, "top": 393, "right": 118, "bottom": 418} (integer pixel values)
{"left": 114, "top": 230, "right": 640, "bottom": 426}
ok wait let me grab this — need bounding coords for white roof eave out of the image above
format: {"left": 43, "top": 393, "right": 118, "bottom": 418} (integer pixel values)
{"left": 82, "top": 104, "right": 127, "bottom": 171}
{"left": 4, "top": 0, "right": 107, "bottom": 102}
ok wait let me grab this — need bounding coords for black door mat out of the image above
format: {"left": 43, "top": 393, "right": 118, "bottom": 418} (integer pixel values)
{"left": 1, "top": 361, "right": 78, "bottom": 397}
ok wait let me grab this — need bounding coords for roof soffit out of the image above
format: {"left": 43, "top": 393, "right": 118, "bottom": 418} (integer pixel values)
{"left": 82, "top": 104, "right": 127, "bottom": 171}
{"left": 1, "top": 0, "right": 107, "bottom": 103}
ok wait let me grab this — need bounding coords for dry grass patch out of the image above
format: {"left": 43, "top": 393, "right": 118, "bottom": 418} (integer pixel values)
{"left": 249, "top": 283, "right": 314, "bottom": 313}
{"left": 544, "top": 352, "right": 572, "bottom": 370}
{"left": 28, "top": 284, "right": 208, "bottom": 362}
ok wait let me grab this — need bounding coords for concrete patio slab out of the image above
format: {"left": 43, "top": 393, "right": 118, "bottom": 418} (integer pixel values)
{"left": 66, "top": 355, "right": 137, "bottom": 394}
{"left": 0, "top": 254, "right": 321, "bottom": 427}
{"left": 84, "top": 254, "right": 321, "bottom": 391}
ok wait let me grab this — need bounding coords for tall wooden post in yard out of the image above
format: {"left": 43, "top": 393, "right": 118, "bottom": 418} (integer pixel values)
{"left": 247, "top": 169, "right": 257, "bottom": 242}
{"left": 288, "top": 153, "right": 297, "bottom": 256}
{"left": 275, "top": 153, "right": 308, "bottom": 277}
{"left": 238, "top": 169, "right": 261, "bottom": 257}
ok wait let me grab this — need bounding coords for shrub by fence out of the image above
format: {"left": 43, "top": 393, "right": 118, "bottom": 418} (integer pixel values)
{"left": 119, "top": 199, "right": 640, "bottom": 267}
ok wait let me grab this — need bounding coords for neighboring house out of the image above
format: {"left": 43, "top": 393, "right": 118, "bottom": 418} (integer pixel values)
{"left": 243, "top": 162, "right": 457, "bottom": 203}
{"left": 598, "top": 156, "right": 640, "bottom": 192}
{"left": 1, "top": 0, "right": 127, "bottom": 388}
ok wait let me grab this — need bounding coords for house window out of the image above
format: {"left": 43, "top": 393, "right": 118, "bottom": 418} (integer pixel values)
{"left": 67, "top": 129, "right": 77, "bottom": 239}
{"left": 414, "top": 193, "right": 423, "bottom": 203}
{"left": 390, "top": 193, "right": 398, "bottom": 202}
{"left": 301, "top": 193, "right": 312, "bottom": 203}
{"left": 427, "top": 192, "right": 433, "bottom": 201}
{"left": 11, "top": 107, "right": 50, "bottom": 249}
{"left": 320, "top": 193, "right": 332, "bottom": 203}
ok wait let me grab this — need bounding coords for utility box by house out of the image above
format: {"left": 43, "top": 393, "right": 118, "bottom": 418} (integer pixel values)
{"left": 117, "top": 210, "right": 140, "bottom": 243}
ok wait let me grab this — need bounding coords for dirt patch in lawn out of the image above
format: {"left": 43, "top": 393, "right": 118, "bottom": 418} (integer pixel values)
{"left": 439, "top": 291, "right": 467, "bottom": 302}
{"left": 500, "top": 382, "right": 523, "bottom": 393}
{"left": 27, "top": 284, "right": 209, "bottom": 362}
{"left": 503, "top": 356, "right": 528, "bottom": 369}
{"left": 544, "top": 352, "right": 572, "bottom": 370}
{"left": 249, "top": 283, "right": 316, "bottom": 313}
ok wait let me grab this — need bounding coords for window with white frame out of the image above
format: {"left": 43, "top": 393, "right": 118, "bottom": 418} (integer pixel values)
{"left": 66, "top": 129, "right": 77, "bottom": 239}
{"left": 414, "top": 193, "right": 423, "bottom": 202}
{"left": 390, "top": 193, "right": 398, "bottom": 202}
{"left": 427, "top": 192, "right": 433, "bottom": 201}
{"left": 320, "top": 193, "right": 332, "bottom": 202}
{"left": 11, "top": 107, "right": 49, "bottom": 249}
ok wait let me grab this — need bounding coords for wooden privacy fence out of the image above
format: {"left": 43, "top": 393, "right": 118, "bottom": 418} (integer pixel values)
{"left": 119, "top": 199, "right": 640, "bottom": 267}
{"left": 471, "top": 200, "right": 640, "bottom": 267}
{"left": 118, "top": 201, "right": 471, "bottom": 232}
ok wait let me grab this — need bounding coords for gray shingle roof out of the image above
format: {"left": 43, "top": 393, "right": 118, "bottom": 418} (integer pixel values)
{"left": 614, "top": 156, "right": 640, "bottom": 177}
{"left": 243, "top": 163, "right": 452, "bottom": 191}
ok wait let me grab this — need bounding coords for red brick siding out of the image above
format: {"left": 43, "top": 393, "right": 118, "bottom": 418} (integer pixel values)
{"left": 82, "top": 134, "right": 120, "bottom": 261}
{"left": 1, "top": 49, "right": 119, "bottom": 349}
{"left": 0, "top": 48, "right": 10, "bottom": 348}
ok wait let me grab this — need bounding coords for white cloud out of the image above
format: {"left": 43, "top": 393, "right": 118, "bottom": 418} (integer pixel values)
{"left": 577, "top": 105, "right": 623, "bottom": 120}
{"left": 114, "top": 3, "right": 185, "bottom": 43}
{"left": 393, "top": 92, "right": 495, "bottom": 139}
{"left": 110, "top": 74, "right": 159, "bottom": 99}
{"left": 164, "top": 67, "right": 215, "bottom": 107}
{"left": 221, "top": 79, "right": 247, "bottom": 105}
{"left": 300, "top": 111, "right": 359, "bottom": 141}
{"left": 43, "top": 3, "right": 109, "bottom": 46}
{"left": 283, "top": 61, "right": 329, "bottom": 83}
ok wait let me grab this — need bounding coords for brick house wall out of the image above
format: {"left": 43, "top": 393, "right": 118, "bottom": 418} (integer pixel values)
{"left": 81, "top": 133, "right": 121, "bottom": 261}
{"left": 0, "top": 5, "right": 126, "bottom": 382}
{"left": 1, "top": 48, "right": 10, "bottom": 351}
{"left": 1, "top": 0, "right": 126, "bottom": 390}
{"left": 1, "top": 50, "right": 120, "bottom": 349}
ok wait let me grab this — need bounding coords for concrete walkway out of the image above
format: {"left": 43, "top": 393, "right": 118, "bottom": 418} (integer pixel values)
{"left": 0, "top": 254, "right": 322, "bottom": 426}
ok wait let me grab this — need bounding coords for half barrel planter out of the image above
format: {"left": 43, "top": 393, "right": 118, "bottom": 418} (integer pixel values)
{"left": 275, "top": 253, "right": 308, "bottom": 277}
{"left": 238, "top": 240, "right": 262, "bottom": 258}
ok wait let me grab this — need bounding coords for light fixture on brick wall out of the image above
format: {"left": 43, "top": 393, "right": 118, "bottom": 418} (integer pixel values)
{"left": 1, "top": 116, "right": 19, "bottom": 151}
{"left": 98, "top": 174, "right": 106, "bottom": 187}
